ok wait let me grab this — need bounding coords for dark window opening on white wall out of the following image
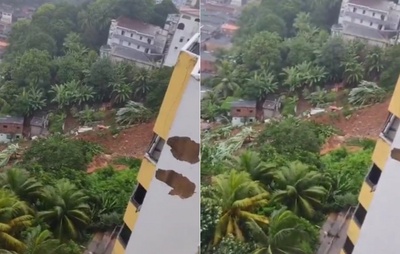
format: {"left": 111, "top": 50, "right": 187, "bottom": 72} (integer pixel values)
{"left": 147, "top": 134, "right": 165, "bottom": 162}
{"left": 119, "top": 223, "right": 132, "bottom": 247}
{"left": 131, "top": 183, "right": 147, "bottom": 210}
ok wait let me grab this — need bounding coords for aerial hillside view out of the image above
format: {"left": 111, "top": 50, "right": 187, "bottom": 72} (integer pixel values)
{"left": 200, "top": 0, "right": 400, "bottom": 253}
{"left": 0, "top": 0, "right": 200, "bottom": 252}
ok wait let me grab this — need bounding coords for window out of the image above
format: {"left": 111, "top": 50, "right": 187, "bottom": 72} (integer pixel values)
{"left": 249, "top": 110, "right": 254, "bottom": 113}
{"left": 179, "top": 37, "right": 184, "bottom": 42}
{"left": 362, "top": 10, "right": 366, "bottom": 14}
{"left": 381, "top": 14, "right": 385, "bottom": 20}
{"left": 181, "top": 15, "right": 191, "bottom": 20}
{"left": 236, "top": 109, "right": 241, "bottom": 112}
{"left": 130, "top": 33, "right": 133, "bottom": 37}
{"left": 140, "top": 36, "right": 143, "bottom": 40}
{"left": 353, "top": 7, "right": 357, "bottom": 12}
{"left": 131, "top": 183, "right": 147, "bottom": 210}
{"left": 16, "top": 126, "right": 20, "bottom": 129}
{"left": 378, "top": 24, "right": 383, "bottom": 30}
{"left": 2, "top": 125, "right": 7, "bottom": 128}
{"left": 147, "top": 38, "right": 152, "bottom": 44}
{"left": 128, "top": 42, "right": 131, "bottom": 46}
{"left": 382, "top": 114, "right": 400, "bottom": 142}
{"left": 372, "top": 12, "right": 375, "bottom": 16}
{"left": 353, "top": 203, "right": 367, "bottom": 227}
{"left": 147, "top": 135, "right": 165, "bottom": 162}
{"left": 121, "top": 30, "right": 125, "bottom": 36}
{"left": 119, "top": 223, "right": 132, "bottom": 247}
{"left": 145, "top": 48, "right": 149, "bottom": 53}
{"left": 360, "top": 19, "right": 363, "bottom": 23}
{"left": 177, "top": 23, "right": 185, "bottom": 30}
{"left": 366, "top": 164, "right": 381, "bottom": 187}
{"left": 343, "top": 236, "right": 354, "bottom": 254}
{"left": 174, "top": 46, "right": 178, "bottom": 49}
{"left": 370, "top": 22, "right": 373, "bottom": 26}
{"left": 137, "top": 45, "right": 140, "bottom": 49}
{"left": 195, "top": 18, "right": 200, "bottom": 22}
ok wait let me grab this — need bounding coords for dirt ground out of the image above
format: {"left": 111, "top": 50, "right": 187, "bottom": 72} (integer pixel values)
{"left": 312, "top": 99, "right": 390, "bottom": 137}
{"left": 86, "top": 154, "right": 128, "bottom": 173}
{"left": 77, "top": 121, "right": 155, "bottom": 158}
{"left": 313, "top": 99, "right": 390, "bottom": 154}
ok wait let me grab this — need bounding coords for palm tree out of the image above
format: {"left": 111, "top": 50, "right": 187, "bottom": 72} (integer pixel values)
{"left": 0, "top": 189, "right": 33, "bottom": 252}
{"left": 109, "top": 82, "right": 133, "bottom": 105}
{"left": 227, "top": 151, "right": 276, "bottom": 187}
{"left": 341, "top": 55, "right": 364, "bottom": 86}
{"left": 281, "top": 67, "right": 302, "bottom": 93}
{"left": 50, "top": 84, "right": 74, "bottom": 110}
{"left": 38, "top": 180, "right": 90, "bottom": 241}
{"left": 245, "top": 71, "right": 278, "bottom": 113}
{"left": 272, "top": 161, "right": 328, "bottom": 218}
{"left": 211, "top": 170, "right": 270, "bottom": 244}
{"left": 15, "top": 87, "right": 46, "bottom": 118}
{"left": 134, "top": 69, "right": 151, "bottom": 102}
{"left": 115, "top": 101, "right": 152, "bottom": 125}
{"left": 214, "top": 61, "right": 239, "bottom": 97}
{"left": 250, "top": 209, "right": 310, "bottom": 254}
{"left": 0, "top": 168, "right": 43, "bottom": 204}
{"left": 23, "top": 226, "right": 61, "bottom": 254}
{"left": 51, "top": 81, "right": 94, "bottom": 113}
{"left": 365, "top": 46, "right": 384, "bottom": 81}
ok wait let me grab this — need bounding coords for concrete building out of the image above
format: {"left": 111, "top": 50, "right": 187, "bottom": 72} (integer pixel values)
{"left": 163, "top": 7, "right": 199, "bottom": 67}
{"left": 332, "top": 0, "right": 400, "bottom": 46}
{"left": 101, "top": 17, "right": 168, "bottom": 69}
{"left": 0, "top": 116, "right": 23, "bottom": 143}
{"left": 230, "top": 100, "right": 257, "bottom": 126}
{"left": 112, "top": 33, "right": 200, "bottom": 254}
{"left": 341, "top": 76, "right": 400, "bottom": 254}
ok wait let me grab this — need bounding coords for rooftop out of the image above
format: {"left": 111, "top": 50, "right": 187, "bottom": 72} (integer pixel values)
{"left": 180, "top": 7, "right": 200, "bottom": 17}
{"left": 348, "top": 0, "right": 394, "bottom": 10}
{"left": 116, "top": 17, "right": 162, "bottom": 36}
{"left": 0, "top": 116, "right": 23, "bottom": 125}
{"left": 342, "top": 21, "right": 391, "bottom": 41}
{"left": 231, "top": 100, "right": 256, "bottom": 108}
{"left": 221, "top": 23, "right": 239, "bottom": 31}
{"left": 112, "top": 44, "right": 163, "bottom": 65}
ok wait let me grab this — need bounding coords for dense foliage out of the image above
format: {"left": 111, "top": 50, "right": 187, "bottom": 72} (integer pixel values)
{"left": 201, "top": 120, "right": 373, "bottom": 252}
{"left": 0, "top": 136, "right": 139, "bottom": 252}
{"left": 0, "top": 0, "right": 176, "bottom": 121}
{"left": 201, "top": 0, "right": 397, "bottom": 120}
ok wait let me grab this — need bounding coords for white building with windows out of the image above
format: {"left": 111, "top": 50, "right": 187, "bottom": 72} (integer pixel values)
{"left": 332, "top": 0, "right": 400, "bottom": 47}
{"left": 163, "top": 7, "right": 199, "bottom": 67}
{"left": 101, "top": 17, "right": 168, "bottom": 69}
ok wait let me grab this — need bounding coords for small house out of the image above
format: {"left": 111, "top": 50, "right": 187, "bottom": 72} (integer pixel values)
{"left": 0, "top": 116, "right": 23, "bottom": 143}
{"left": 30, "top": 113, "right": 49, "bottom": 137}
{"left": 262, "top": 95, "right": 282, "bottom": 119}
{"left": 230, "top": 100, "right": 256, "bottom": 126}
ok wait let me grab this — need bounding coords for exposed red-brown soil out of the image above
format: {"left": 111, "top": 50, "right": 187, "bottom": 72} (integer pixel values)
{"left": 313, "top": 99, "right": 390, "bottom": 154}
{"left": 77, "top": 121, "right": 155, "bottom": 158}
{"left": 86, "top": 154, "right": 128, "bottom": 173}
{"left": 312, "top": 99, "right": 390, "bottom": 137}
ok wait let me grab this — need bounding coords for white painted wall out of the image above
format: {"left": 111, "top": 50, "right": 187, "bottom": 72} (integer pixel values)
{"left": 125, "top": 56, "right": 200, "bottom": 254}
{"left": 163, "top": 14, "right": 199, "bottom": 67}
{"left": 353, "top": 131, "right": 400, "bottom": 253}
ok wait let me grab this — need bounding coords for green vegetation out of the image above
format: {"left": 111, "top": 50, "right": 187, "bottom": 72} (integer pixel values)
{"left": 201, "top": 0, "right": 400, "bottom": 120}
{"left": 0, "top": 136, "right": 139, "bottom": 252}
{"left": 201, "top": 120, "right": 373, "bottom": 253}
{"left": 0, "top": 0, "right": 177, "bottom": 124}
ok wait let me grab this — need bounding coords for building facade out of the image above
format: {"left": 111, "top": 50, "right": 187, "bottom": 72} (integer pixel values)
{"left": 112, "top": 33, "right": 200, "bottom": 254}
{"left": 341, "top": 76, "right": 400, "bottom": 254}
{"left": 333, "top": 0, "right": 400, "bottom": 46}
{"left": 163, "top": 7, "right": 200, "bottom": 67}
{"left": 230, "top": 100, "right": 257, "bottom": 126}
{"left": 101, "top": 17, "right": 168, "bottom": 69}
{"left": 0, "top": 116, "right": 23, "bottom": 143}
